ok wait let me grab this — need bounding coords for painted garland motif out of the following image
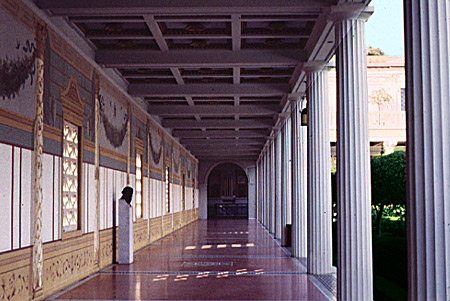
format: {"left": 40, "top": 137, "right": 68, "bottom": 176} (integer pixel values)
{"left": 99, "top": 93, "right": 128, "bottom": 148}
{"left": 0, "top": 40, "right": 35, "bottom": 100}
{"left": 149, "top": 129, "right": 162, "bottom": 165}
{"left": 187, "top": 160, "right": 192, "bottom": 179}
{"left": 173, "top": 147, "right": 180, "bottom": 174}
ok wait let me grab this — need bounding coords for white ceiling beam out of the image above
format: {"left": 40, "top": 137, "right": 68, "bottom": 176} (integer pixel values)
{"left": 173, "top": 129, "right": 268, "bottom": 138}
{"left": 130, "top": 83, "right": 290, "bottom": 97}
{"left": 143, "top": 15, "right": 169, "bottom": 51}
{"left": 96, "top": 49, "right": 306, "bottom": 68}
{"left": 37, "top": 0, "right": 331, "bottom": 16}
{"left": 180, "top": 138, "right": 265, "bottom": 145}
{"left": 149, "top": 104, "right": 280, "bottom": 116}
{"left": 162, "top": 119, "right": 273, "bottom": 129}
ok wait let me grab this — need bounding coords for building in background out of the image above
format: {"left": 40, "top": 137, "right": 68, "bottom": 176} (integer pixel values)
{"left": 329, "top": 56, "right": 406, "bottom": 156}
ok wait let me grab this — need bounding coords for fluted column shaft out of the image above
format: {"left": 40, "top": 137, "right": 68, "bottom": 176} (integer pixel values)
{"left": 404, "top": 1, "right": 450, "bottom": 299}
{"left": 275, "top": 134, "right": 283, "bottom": 239}
{"left": 306, "top": 65, "right": 333, "bottom": 274}
{"left": 291, "top": 100, "right": 299, "bottom": 257}
{"left": 270, "top": 143, "right": 276, "bottom": 233}
{"left": 335, "top": 18, "right": 373, "bottom": 300}
{"left": 298, "top": 99, "right": 308, "bottom": 258}
{"left": 265, "top": 153, "right": 269, "bottom": 228}
{"left": 292, "top": 99, "right": 308, "bottom": 258}
{"left": 280, "top": 125, "right": 287, "bottom": 245}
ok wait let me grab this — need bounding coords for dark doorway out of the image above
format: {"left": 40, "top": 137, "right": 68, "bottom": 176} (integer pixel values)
{"left": 207, "top": 163, "right": 248, "bottom": 219}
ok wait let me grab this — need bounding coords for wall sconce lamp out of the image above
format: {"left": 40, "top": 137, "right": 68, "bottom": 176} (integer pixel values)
{"left": 301, "top": 107, "right": 307, "bottom": 126}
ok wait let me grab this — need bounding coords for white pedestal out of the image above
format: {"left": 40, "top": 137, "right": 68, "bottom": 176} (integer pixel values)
{"left": 118, "top": 199, "right": 133, "bottom": 264}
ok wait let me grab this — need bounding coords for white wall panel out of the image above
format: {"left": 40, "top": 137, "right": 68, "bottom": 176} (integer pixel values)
{"left": 99, "top": 167, "right": 106, "bottom": 230}
{"left": 12, "top": 147, "right": 20, "bottom": 249}
{"left": 42, "top": 154, "right": 54, "bottom": 242}
{"left": 115, "top": 170, "right": 123, "bottom": 224}
{"left": 87, "top": 164, "right": 95, "bottom": 233}
{"left": 143, "top": 176, "right": 148, "bottom": 219}
{"left": 0, "top": 144, "right": 12, "bottom": 252}
{"left": 21, "top": 149, "right": 32, "bottom": 247}
{"left": 107, "top": 168, "right": 114, "bottom": 228}
{"left": 54, "top": 156, "right": 61, "bottom": 240}
{"left": 82, "top": 163, "right": 88, "bottom": 234}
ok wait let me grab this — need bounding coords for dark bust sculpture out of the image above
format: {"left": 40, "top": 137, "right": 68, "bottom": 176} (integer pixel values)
{"left": 121, "top": 186, "right": 133, "bottom": 205}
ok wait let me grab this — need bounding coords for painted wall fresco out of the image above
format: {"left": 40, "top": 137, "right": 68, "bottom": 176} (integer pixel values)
{"left": 131, "top": 114, "right": 147, "bottom": 162}
{"left": 0, "top": 9, "right": 35, "bottom": 119}
{"left": 173, "top": 145, "right": 181, "bottom": 176}
{"left": 149, "top": 125, "right": 163, "bottom": 169}
{"left": 98, "top": 89, "right": 128, "bottom": 154}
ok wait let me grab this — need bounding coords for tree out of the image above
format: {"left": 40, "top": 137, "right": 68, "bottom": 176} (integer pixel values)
{"left": 370, "top": 88, "right": 393, "bottom": 111}
{"left": 371, "top": 151, "right": 406, "bottom": 237}
{"left": 367, "top": 46, "right": 385, "bottom": 56}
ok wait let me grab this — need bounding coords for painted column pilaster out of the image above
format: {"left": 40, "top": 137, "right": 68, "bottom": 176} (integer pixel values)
{"left": 334, "top": 6, "right": 373, "bottom": 299}
{"left": 404, "top": 1, "right": 450, "bottom": 299}
{"left": 305, "top": 63, "right": 333, "bottom": 274}
{"left": 93, "top": 72, "right": 100, "bottom": 267}
{"left": 32, "top": 20, "right": 47, "bottom": 300}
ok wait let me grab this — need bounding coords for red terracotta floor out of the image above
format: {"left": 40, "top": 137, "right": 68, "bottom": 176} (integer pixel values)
{"left": 51, "top": 220, "right": 331, "bottom": 300}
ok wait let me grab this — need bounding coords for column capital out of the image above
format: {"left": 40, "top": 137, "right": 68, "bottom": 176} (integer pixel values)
{"left": 329, "top": 4, "right": 373, "bottom": 22}
{"left": 303, "top": 61, "right": 329, "bottom": 73}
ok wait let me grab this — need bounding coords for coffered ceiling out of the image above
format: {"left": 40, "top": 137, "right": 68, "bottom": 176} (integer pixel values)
{"left": 37, "top": 0, "right": 356, "bottom": 162}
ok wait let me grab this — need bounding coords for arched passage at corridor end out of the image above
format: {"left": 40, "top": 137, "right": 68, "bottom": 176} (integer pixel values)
{"left": 207, "top": 162, "right": 249, "bottom": 219}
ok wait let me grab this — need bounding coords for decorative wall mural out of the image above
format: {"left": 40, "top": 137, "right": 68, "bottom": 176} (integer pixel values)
{"left": 173, "top": 146, "right": 180, "bottom": 174}
{"left": 98, "top": 93, "right": 128, "bottom": 148}
{"left": 149, "top": 128, "right": 162, "bottom": 166}
{"left": 0, "top": 40, "right": 35, "bottom": 100}
{"left": 187, "top": 160, "right": 192, "bottom": 179}
{"left": 0, "top": 10, "right": 36, "bottom": 119}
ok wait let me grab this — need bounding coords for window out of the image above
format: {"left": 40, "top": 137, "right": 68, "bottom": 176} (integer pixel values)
{"left": 60, "top": 76, "right": 85, "bottom": 235}
{"left": 165, "top": 167, "right": 170, "bottom": 213}
{"left": 62, "top": 121, "right": 80, "bottom": 232}
{"left": 135, "top": 153, "right": 143, "bottom": 218}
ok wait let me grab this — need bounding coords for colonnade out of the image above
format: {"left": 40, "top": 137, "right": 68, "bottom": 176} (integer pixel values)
{"left": 257, "top": 1, "right": 450, "bottom": 299}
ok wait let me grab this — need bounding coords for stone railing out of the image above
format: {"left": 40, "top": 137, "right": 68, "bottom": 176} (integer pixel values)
{"left": 329, "top": 111, "right": 406, "bottom": 130}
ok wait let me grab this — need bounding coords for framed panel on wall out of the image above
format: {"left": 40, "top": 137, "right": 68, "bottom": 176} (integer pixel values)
{"left": 60, "top": 77, "right": 85, "bottom": 238}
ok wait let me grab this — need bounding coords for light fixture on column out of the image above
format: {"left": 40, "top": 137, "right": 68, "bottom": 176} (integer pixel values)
{"left": 301, "top": 103, "right": 308, "bottom": 126}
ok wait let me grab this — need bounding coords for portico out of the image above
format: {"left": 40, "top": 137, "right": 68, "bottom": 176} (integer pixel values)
{"left": 0, "top": 0, "right": 448, "bottom": 300}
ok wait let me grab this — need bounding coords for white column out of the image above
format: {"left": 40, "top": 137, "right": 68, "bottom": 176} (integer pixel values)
{"left": 280, "top": 125, "right": 287, "bottom": 245}
{"left": 305, "top": 63, "right": 333, "bottom": 274}
{"left": 297, "top": 99, "right": 308, "bottom": 258}
{"left": 404, "top": 1, "right": 450, "bottom": 299}
{"left": 334, "top": 9, "right": 373, "bottom": 300}
{"left": 275, "top": 134, "right": 282, "bottom": 239}
{"left": 264, "top": 153, "right": 268, "bottom": 227}
{"left": 291, "top": 100, "right": 303, "bottom": 257}
{"left": 270, "top": 142, "right": 276, "bottom": 233}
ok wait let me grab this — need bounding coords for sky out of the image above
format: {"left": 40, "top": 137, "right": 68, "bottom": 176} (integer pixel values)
{"left": 365, "top": 0, "right": 404, "bottom": 56}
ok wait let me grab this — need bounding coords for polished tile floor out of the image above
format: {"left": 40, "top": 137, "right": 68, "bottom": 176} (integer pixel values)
{"left": 51, "top": 220, "right": 331, "bottom": 300}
